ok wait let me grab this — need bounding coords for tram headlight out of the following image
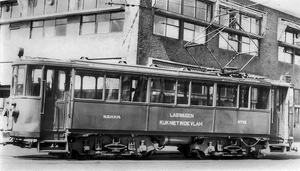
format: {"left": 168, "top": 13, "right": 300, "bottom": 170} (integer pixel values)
{"left": 11, "top": 102, "right": 19, "bottom": 118}
{"left": 12, "top": 109, "right": 20, "bottom": 118}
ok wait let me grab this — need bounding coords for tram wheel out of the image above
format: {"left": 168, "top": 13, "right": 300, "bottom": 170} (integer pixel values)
{"left": 195, "top": 150, "right": 205, "bottom": 160}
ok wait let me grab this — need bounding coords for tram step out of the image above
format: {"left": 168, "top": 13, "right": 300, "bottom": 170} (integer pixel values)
{"left": 269, "top": 145, "right": 287, "bottom": 153}
{"left": 38, "top": 140, "right": 68, "bottom": 153}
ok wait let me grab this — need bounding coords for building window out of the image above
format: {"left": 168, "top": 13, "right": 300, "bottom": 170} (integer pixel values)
{"left": 97, "top": 13, "right": 110, "bottom": 33}
{"left": 217, "top": 2, "right": 263, "bottom": 55}
{"left": 80, "top": 12, "right": 125, "bottom": 35}
{"left": 278, "top": 46, "right": 293, "bottom": 64}
{"left": 10, "top": 22, "right": 30, "bottom": 39}
{"left": 67, "top": 16, "right": 80, "bottom": 36}
{"left": 183, "top": 0, "right": 212, "bottom": 21}
{"left": 155, "top": 0, "right": 181, "bottom": 14}
{"left": 56, "top": 18, "right": 67, "bottom": 36}
{"left": 218, "top": 6, "right": 261, "bottom": 35}
{"left": 154, "top": 0, "right": 212, "bottom": 22}
{"left": 277, "top": 19, "right": 300, "bottom": 65}
{"left": 81, "top": 15, "right": 96, "bottom": 34}
{"left": 219, "top": 32, "right": 238, "bottom": 51}
{"left": 31, "top": 20, "right": 44, "bottom": 39}
{"left": 241, "top": 37, "right": 259, "bottom": 55}
{"left": 280, "top": 29, "right": 300, "bottom": 46}
{"left": 183, "top": 22, "right": 206, "bottom": 44}
{"left": 31, "top": 18, "right": 67, "bottom": 38}
{"left": 110, "top": 12, "right": 125, "bottom": 32}
{"left": 219, "top": 32, "right": 259, "bottom": 54}
{"left": 44, "top": 20, "right": 55, "bottom": 38}
{"left": 153, "top": 15, "right": 179, "bottom": 39}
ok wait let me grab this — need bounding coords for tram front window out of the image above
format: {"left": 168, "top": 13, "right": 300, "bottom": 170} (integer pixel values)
{"left": 13, "top": 66, "right": 25, "bottom": 96}
{"left": 26, "top": 66, "right": 42, "bottom": 96}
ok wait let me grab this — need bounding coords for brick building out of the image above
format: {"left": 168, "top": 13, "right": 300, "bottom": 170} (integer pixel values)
{"left": 0, "top": 0, "right": 300, "bottom": 127}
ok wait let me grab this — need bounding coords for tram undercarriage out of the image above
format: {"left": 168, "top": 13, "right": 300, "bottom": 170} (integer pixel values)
{"left": 39, "top": 133, "right": 269, "bottom": 159}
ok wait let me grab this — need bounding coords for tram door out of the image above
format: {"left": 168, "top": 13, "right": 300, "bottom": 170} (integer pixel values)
{"left": 41, "top": 68, "right": 70, "bottom": 139}
{"left": 271, "top": 87, "right": 288, "bottom": 140}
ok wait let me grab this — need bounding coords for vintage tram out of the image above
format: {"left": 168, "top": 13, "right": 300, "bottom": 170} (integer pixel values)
{"left": 3, "top": 56, "right": 295, "bottom": 159}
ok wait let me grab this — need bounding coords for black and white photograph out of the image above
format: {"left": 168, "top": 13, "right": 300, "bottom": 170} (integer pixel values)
{"left": 0, "top": 0, "right": 300, "bottom": 170}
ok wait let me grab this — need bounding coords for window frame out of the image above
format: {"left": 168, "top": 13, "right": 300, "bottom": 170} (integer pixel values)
{"left": 153, "top": 15, "right": 179, "bottom": 39}
{"left": 80, "top": 12, "right": 125, "bottom": 35}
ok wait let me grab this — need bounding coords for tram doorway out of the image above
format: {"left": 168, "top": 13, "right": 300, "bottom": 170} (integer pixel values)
{"left": 41, "top": 68, "right": 70, "bottom": 139}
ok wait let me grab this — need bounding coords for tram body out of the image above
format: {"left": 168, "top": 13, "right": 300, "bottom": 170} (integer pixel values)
{"left": 5, "top": 57, "right": 295, "bottom": 158}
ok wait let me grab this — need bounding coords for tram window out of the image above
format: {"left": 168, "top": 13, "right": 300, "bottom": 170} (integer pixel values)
{"left": 133, "top": 77, "right": 147, "bottom": 102}
{"left": 191, "top": 81, "right": 213, "bottom": 106}
{"left": 57, "top": 71, "right": 66, "bottom": 99}
{"left": 105, "top": 75, "right": 120, "bottom": 100}
{"left": 151, "top": 78, "right": 175, "bottom": 104}
{"left": 96, "top": 77, "right": 104, "bottom": 99}
{"left": 177, "top": 80, "right": 189, "bottom": 105}
{"left": 121, "top": 76, "right": 133, "bottom": 101}
{"left": 46, "top": 70, "right": 54, "bottom": 98}
{"left": 274, "top": 88, "right": 286, "bottom": 112}
{"left": 239, "top": 85, "right": 249, "bottom": 108}
{"left": 26, "top": 66, "right": 42, "bottom": 96}
{"left": 121, "top": 76, "right": 147, "bottom": 102}
{"left": 217, "top": 84, "right": 237, "bottom": 107}
{"left": 251, "top": 87, "right": 270, "bottom": 109}
{"left": 295, "top": 108, "right": 300, "bottom": 123}
{"left": 74, "top": 73, "right": 104, "bottom": 99}
{"left": 74, "top": 75, "right": 82, "bottom": 98}
{"left": 15, "top": 66, "right": 25, "bottom": 96}
{"left": 82, "top": 76, "right": 96, "bottom": 99}
{"left": 295, "top": 89, "right": 300, "bottom": 105}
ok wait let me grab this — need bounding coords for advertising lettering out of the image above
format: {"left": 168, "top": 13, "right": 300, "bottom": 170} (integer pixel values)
{"left": 159, "top": 112, "right": 203, "bottom": 127}
{"left": 103, "top": 115, "right": 121, "bottom": 119}
{"left": 159, "top": 120, "right": 203, "bottom": 126}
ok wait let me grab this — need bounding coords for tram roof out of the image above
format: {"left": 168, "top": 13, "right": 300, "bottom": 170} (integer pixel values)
{"left": 12, "top": 57, "right": 293, "bottom": 87}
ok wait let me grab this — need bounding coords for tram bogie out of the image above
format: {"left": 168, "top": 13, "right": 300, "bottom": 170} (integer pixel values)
{"left": 3, "top": 57, "right": 298, "bottom": 159}
{"left": 176, "top": 136, "right": 267, "bottom": 159}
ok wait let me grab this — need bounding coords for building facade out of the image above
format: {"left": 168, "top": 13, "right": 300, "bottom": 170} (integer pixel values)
{"left": 0, "top": 0, "right": 300, "bottom": 134}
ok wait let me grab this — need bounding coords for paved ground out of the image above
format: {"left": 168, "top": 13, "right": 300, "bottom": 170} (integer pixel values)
{"left": 1, "top": 143, "right": 300, "bottom": 171}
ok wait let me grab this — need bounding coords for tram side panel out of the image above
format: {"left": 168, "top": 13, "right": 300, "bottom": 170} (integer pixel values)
{"left": 71, "top": 101, "right": 148, "bottom": 131}
{"left": 214, "top": 109, "right": 270, "bottom": 135}
{"left": 8, "top": 98, "right": 41, "bottom": 138}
